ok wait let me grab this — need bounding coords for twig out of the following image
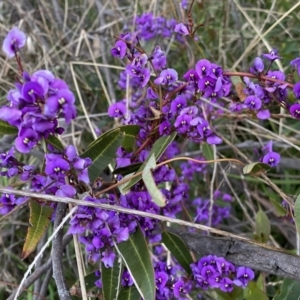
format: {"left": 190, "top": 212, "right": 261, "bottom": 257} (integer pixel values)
{"left": 52, "top": 203, "right": 72, "bottom": 300}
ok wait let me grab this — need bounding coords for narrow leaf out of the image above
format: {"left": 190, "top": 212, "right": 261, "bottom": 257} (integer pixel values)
{"left": 243, "top": 162, "right": 271, "bottom": 175}
{"left": 22, "top": 200, "right": 53, "bottom": 259}
{"left": 161, "top": 231, "right": 193, "bottom": 274}
{"left": 0, "top": 120, "right": 18, "bottom": 135}
{"left": 114, "top": 227, "right": 155, "bottom": 300}
{"left": 45, "top": 135, "right": 64, "bottom": 151}
{"left": 269, "top": 198, "right": 287, "bottom": 217}
{"left": 294, "top": 194, "right": 300, "bottom": 233}
{"left": 101, "top": 258, "right": 122, "bottom": 300}
{"left": 87, "top": 125, "right": 140, "bottom": 151}
{"left": 273, "top": 278, "right": 300, "bottom": 300}
{"left": 142, "top": 154, "right": 166, "bottom": 207}
{"left": 254, "top": 209, "right": 270, "bottom": 243}
{"left": 121, "top": 132, "right": 177, "bottom": 193}
{"left": 202, "top": 143, "right": 214, "bottom": 164}
{"left": 118, "top": 286, "right": 141, "bottom": 300}
{"left": 113, "top": 163, "right": 143, "bottom": 177}
{"left": 81, "top": 129, "right": 124, "bottom": 182}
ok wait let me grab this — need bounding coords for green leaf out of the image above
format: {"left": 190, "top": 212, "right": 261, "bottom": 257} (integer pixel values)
{"left": 202, "top": 143, "right": 214, "bottom": 165}
{"left": 216, "top": 286, "right": 243, "bottom": 300}
{"left": 254, "top": 209, "right": 270, "bottom": 243}
{"left": 244, "top": 282, "right": 268, "bottom": 300}
{"left": 161, "top": 231, "right": 193, "bottom": 274}
{"left": 22, "top": 200, "right": 53, "bottom": 259}
{"left": 45, "top": 135, "right": 64, "bottom": 151}
{"left": 243, "top": 162, "right": 271, "bottom": 175}
{"left": 101, "top": 257, "right": 122, "bottom": 300}
{"left": 273, "top": 278, "right": 300, "bottom": 300}
{"left": 294, "top": 194, "right": 300, "bottom": 234}
{"left": 87, "top": 125, "right": 140, "bottom": 152}
{"left": 118, "top": 286, "right": 141, "bottom": 300}
{"left": 114, "top": 227, "right": 155, "bottom": 300}
{"left": 81, "top": 129, "right": 125, "bottom": 182}
{"left": 113, "top": 163, "right": 143, "bottom": 177}
{"left": 142, "top": 154, "right": 167, "bottom": 207}
{"left": 0, "top": 120, "right": 18, "bottom": 135}
{"left": 269, "top": 198, "right": 287, "bottom": 217}
{"left": 121, "top": 132, "right": 177, "bottom": 193}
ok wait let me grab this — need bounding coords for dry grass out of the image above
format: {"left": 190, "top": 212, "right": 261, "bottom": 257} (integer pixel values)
{"left": 1, "top": 0, "right": 300, "bottom": 299}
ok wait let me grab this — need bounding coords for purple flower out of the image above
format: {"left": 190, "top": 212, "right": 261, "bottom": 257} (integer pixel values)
{"left": 262, "top": 48, "right": 281, "bottom": 61}
{"left": 45, "top": 155, "right": 70, "bottom": 178}
{"left": 0, "top": 106, "right": 22, "bottom": 127}
{"left": 219, "top": 277, "right": 234, "bottom": 292}
{"left": 2, "top": 27, "right": 26, "bottom": 58}
{"left": 44, "top": 89, "right": 76, "bottom": 124}
{"left": 173, "top": 280, "right": 187, "bottom": 297}
{"left": 159, "top": 120, "right": 172, "bottom": 136}
{"left": 102, "top": 249, "right": 116, "bottom": 268}
{"left": 15, "top": 128, "right": 38, "bottom": 153}
{"left": 55, "top": 185, "right": 76, "bottom": 198}
{"left": 174, "top": 114, "right": 192, "bottom": 134}
{"left": 234, "top": 267, "right": 255, "bottom": 288}
{"left": 244, "top": 95, "right": 262, "bottom": 110}
{"left": 293, "top": 82, "right": 300, "bottom": 99}
{"left": 111, "top": 40, "right": 127, "bottom": 59}
{"left": 257, "top": 109, "right": 270, "bottom": 120}
{"left": 289, "top": 103, "right": 300, "bottom": 119}
{"left": 290, "top": 57, "right": 300, "bottom": 77}
{"left": 170, "top": 96, "right": 187, "bottom": 114}
{"left": 154, "top": 69, "right": 178, "bottom": 85}
{"left": 108, "top": 102, "right": 127, "bottom": 118}
{"left": 251, "top": 57, "right": 264, "bottom": 73}
{"left": 174, "top": 23, "right": 189, "bottom": 35}
{"left": 22, "top": 81, "right": 44, "bottom": 103}
{"left": 262, "top": 152, "right": 280, "bottom": 167}
{"left": 132, "top": 53, "right": 148, "bottom": 68}
{"left": 156, "top": 271, "right": 168, "bottom": 292}
{"left": 152, "top": 46, "right": 166, "bottom": 70}
{"left": 195, "top": 59, "right": 211, "bottom": 78}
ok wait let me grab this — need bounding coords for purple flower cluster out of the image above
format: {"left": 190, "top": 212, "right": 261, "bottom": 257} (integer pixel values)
{"left": 229, "top": 48, "right": 300, "bottom": 121}
{"left": 191, "top": 255, "right": 254, "bottom": 292}
{"left": 192, "top": 190, "right": 232, "bottom": 226}
{"left": 0, "top": 28, "right": 76, "bottom": 154}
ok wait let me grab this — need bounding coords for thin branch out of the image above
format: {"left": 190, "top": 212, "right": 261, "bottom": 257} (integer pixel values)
{"left": 52, "top": 203, "right": 72, "bottom": 300}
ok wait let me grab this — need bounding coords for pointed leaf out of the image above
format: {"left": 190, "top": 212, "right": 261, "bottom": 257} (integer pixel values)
{"left": 101, "top": 257, "right": 122, "bottom": 300}
{"left": 0, "top": 120, "right": 18, "bottom": 135}
{"left": 202, "top": 143, "right": 214, "bottom": 166}
{"left": 114, "top": 227, "right": 155, "bottom": 300}
{"left": 113, "top": 163, "right": 143, "bottom": 177}
{"left": 121, "top": 132, "right": 177, "bottom": 193}
{"left": 254, "top": 209, "right": 270, "bottom": 243}
{"left": 269, "top": 198, "right": 287, "bottom": 217}
{"left": 81, "top": 129, "right": 124, "bottom": 182}
{"left": 294, "top": 194, "right": 300, "bottom": 234}
{"left": 142, "top": 154, "right": 167, "bottom": 207}
{"left": 45, "top": 135, "right": 64, "bottom": 151}
{"left": 118, "top": 286, "right": 141, "bottom": 300}
{"left": 244, "top": 281, "right": 268, "bottom": 300}
{"left": 87, "top": 125, "right": 140, "bottom": 151}
{"left": 273, "top": 278, "right": 300, "bottom": 300}
{"left": 161, "top": 231, "right": 193, "bottom": 274}
{"left": 243, "top": 162, "right": 271, "bottom": 175}
{"left": 22, "top": 200, "right": 53, "bottom": 259}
